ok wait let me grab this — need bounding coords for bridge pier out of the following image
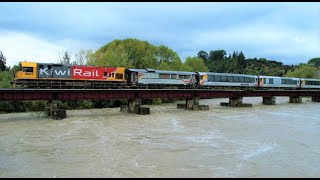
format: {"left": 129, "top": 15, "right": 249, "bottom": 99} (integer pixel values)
{"left": 45, "top": 100, "right": 66, "bottom": 120}
{"left": 128, "top": 99, "right": 141, "bottom": 113}
{"left": 125, "top": 99, "right": 150, "bottom": 115}
{"left": 220, "top": 97, "right": 252, "bottom": 107}
{"left": 289, "top": 96, "right": 302, "bottom": 103}
{"left": 177, "top": 98, "right": 209, "bottom": 111}
{"left": 312, "top": 96, "right": 320, "bottom": 102}
{"left": 262, "top": 96, "right": 276, "bottom": 105}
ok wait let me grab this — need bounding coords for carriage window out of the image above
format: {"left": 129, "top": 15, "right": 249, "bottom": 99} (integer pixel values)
{"left": 207, "top": 75, "right": 213, "bottom": 81}
{"left": 239, "top": 77, "right": 245, "bottom": 83}
{"left": 244, "top": 77, "right": 250, "bottom": 83}
{"left": 215, "top": 75, "right": 220, "bottom": 82}
{"left": 171, "top": 74, "right": 177, "bottom": 79}
{"left": 281, "top": 79, "right": 287, "bottom": 84}
{"left": 23, "top": 67, "right": 33, "bottom": 72}
{"left": 233, "top": 76, "right": 239, "bottom": 82}
{"left": 227, "top": 76, "right": 233, "bottom": 82}
{"left": 115, "top": 73, "right": 123, "bottom": 79}
{"left": 269, "top": 78, "right": 273, "bottom": 84}
{"left": 160, "top": 74, "right": 170, "bottom": 79}
{"left": 221, "top": 76, "right": 227, "bottom": 82}
{"left": 179, "top": 75, "right": 191, "bottom": 79}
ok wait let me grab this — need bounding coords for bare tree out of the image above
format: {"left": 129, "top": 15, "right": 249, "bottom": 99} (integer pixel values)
{"left": 0, "top": 51, "right": 7, "bottom": 71}
{"left": 59, "top": 51, "right": 71, "bottom": 65}
{"left": 74, "top": 49, "right": 86, "bottom": 65}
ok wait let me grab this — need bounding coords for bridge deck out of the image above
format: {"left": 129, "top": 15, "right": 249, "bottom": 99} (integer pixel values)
{"left": 1, "top": 88, "right": 319, "bottom": 101}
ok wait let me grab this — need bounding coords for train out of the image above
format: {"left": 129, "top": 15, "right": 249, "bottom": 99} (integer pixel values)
{"left": 12, "top": 61, "right": 320, "bottom": 90}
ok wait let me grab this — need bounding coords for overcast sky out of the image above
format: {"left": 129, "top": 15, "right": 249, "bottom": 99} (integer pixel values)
{"left": 0, "top": 2, "right": 319, "bottom": 67}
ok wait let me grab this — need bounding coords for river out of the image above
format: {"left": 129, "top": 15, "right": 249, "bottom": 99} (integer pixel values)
{"left": 0, "top": 97, "right": 319, "bottom": 177}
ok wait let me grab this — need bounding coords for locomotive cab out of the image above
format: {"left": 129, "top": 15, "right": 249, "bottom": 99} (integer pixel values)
{"left": 15, "top": 62, "right": 37, "bottom": 80}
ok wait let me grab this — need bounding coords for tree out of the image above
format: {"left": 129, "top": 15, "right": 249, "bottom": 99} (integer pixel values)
{"left": 91, "top": 38, "right": 182, "bottom": 70}
{"left": 85, "top": 50, "right": 96, "bottom": 66}
{"left": 154, "top": 45, "right": 183, "bottom": 70}
{"left": 73, "top": 49, "right": 95, "bottom": 65}
{"left": 197, "top": 50, "right": 209, "bottom": 63}
{"left": 285, "top": 64, "right": 318, "bottom": 78}
{"left": 308, "top": 57, "right": 320, "bottom": 67}
{"left": 184, "top": 56, "right": 209, "bottom": 72}
{"left": 73, "top": 50, "right": 86, "bottom": 65}
{"left": 209, "top": 50, "right": 227, "bottom": 61}
{"left": 59, "top": 51, "right": 71, "bottom": 65}
{"left": 0, "top": 51, "right": 7, "bottom": 71}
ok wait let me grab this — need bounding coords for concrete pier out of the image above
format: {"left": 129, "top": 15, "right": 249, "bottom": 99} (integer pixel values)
{"left": 263, "top": 96, "right": 276, "bottom": 105}
{"left": 312, "top": 96, "right": 320, "bottom": 102}
{"left": 177, "top": 98, "right": 209, "bottom": 111}
{"left": 45, "top": 100, "right": 66, "bottom": 120}
{"left": 186, "top": 98, "right": 199, "bottom": 110}
{"left": 289, "top": 96, "right": 302, "bottom": 103}
{"left": 126, "top": 99, "right": 150, "bottom": 115}
{"left": 220, "top": 97, "right": 252, "bottom": 107}
{"left": 128, "top": 99, "right": 141, "bottom": 113}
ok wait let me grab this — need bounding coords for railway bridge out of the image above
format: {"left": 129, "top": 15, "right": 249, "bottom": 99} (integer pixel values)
{"left": 0, "top": 88, "right": 319, "bottom": 119}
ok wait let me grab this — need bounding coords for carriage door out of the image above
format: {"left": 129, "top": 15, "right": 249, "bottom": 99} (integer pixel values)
{"left": 131, "top": 72, "right": 138, "bottom": 83}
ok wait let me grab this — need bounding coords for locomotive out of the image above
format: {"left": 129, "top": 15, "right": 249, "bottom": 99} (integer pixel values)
{"left": 12, "top": 61, "right": 320, "bottom": 90}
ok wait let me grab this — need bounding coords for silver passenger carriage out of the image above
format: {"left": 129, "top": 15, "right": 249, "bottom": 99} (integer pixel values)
{"left": 126, "top": 68, "right": 197, "bottom": 87}
{"left": 197, "top": 72, "right": 258, "bottom": 88}
{"left": 258, "top": 76, "right": 300, "bottom": 89}
{"left": 300, "top": 78, "right": 320, "bottom": 89}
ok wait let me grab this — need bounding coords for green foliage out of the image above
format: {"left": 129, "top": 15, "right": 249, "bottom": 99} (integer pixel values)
{"left": 25, "top": 101, "right": 46, "bottom": 111}
{"left": 199, "top": 49, "right": 300, "bottom": 76}
{"left": 285, "top": 64, "right": 318, "bottom": 78}
{"left": 197, "top": 50, "right": 209, "bottom": 63}
{"left": 308, "top": 57, "right": 320, "bottom": 67}
{"left": 0, "top": 66, "right": 18, "bottom": 88}
{"left": 82, "top": 100, "right": 94, "bottom": 109}
{"left": 152, "top": 98, "right": 162, "bottom": 105}
{"left": 91, "top": 38, "right": 184, "bottom": 70}
{"left": 0, "top": 51, "right": 7, "bottom": 71}
{"left": 93, "top": 38, "right": 158, "bottom": 68}
{"left": 184, "top": 56, "right": 209, "bottom": 72}
{"left": 209, "top": 49, "right": 227, "bottom": 61}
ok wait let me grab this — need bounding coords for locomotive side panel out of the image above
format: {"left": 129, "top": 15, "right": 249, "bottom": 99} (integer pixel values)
{"left": 38, "top": 63, "right": 71, "bottom": 79}
{"left": 72, "top": 66, "right": 104, "bottom": 80}
{"left": 71, "top": 66, "right": 126, "bottom": 82}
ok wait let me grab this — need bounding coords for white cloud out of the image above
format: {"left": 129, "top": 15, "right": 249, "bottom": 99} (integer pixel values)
{"left": 0, "top": 30, "right": 99, "bottom": 67}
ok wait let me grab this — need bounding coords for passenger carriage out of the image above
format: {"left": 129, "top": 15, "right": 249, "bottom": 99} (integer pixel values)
{"left": 126, "top": 69, "right": 197, "bottom": 88}
{"left": 300, "top": 78, "right": 320, "bottom": 89}
{"left": 258, "top": 76, "right": 300, "bottom": 89}
{"left": 197, "top": 72, "right": 258, "bottom": 89}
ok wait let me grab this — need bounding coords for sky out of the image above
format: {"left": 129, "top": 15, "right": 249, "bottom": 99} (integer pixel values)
{"left": 0, "top": 2, "right": 319, "bottom": 67}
